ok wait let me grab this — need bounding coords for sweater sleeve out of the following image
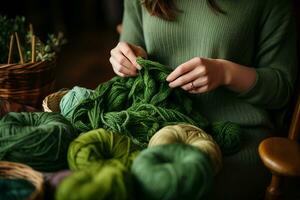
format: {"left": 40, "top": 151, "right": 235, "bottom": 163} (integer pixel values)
{"left": 238, "top": 0, "right": 298, "bottom": 109}
{"left": 119, "top": 0, "right": 145, "bottom": 48}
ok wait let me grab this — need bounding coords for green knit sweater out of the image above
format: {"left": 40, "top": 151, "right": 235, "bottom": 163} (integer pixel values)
{"left": 120, "top": 0, "right": 297, "bottom": 129}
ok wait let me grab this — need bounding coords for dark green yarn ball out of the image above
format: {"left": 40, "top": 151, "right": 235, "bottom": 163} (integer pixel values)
{"left": 131, "top": 144, "right": 213, "bottom": 200}
{"left": 0, "top": 178, "right": 35, "bottom": 200}
{"left": 68, "top": 128, "right": 140, "bottom": 171}
{"left": 0, "top": 112, "right": 78, "bottom": 171}
{"left": 56, "top": 160, "right": 132, "bottom": 200}
{"left": 211, "top": 121, "right": 242, "bottom": 155}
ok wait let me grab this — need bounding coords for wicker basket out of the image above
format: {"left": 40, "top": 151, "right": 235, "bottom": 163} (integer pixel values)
{"left": 0, "top": 161, "right": 44, "bottom": 200}
{"left": 0, "top": 61, "right": 56, "bottom": 108}
{"left": 42, "top": 90, "right": 69, "bottom": 112}
{"left": 0, "top": 33, "right": 56, "bottom": 108}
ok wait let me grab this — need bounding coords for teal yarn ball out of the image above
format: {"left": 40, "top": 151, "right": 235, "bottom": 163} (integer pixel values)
{"left": 0, "top": 112, "right": 78, "bottom": 171}
{"left": 56, "top": 160, "right": 132, "bottom": 200}
{"left": 211, "top": 121, "right": 242, "bottom": 155}
{"left": 131, "top": 144, "right": 213, "bottom": 200}
{"left": 0, "top": 178, "right": 35, "bottom": 200}
{"left": 68, "top": 128, "right": 140, "bottom": 171}
{"left": 60, "top": 86, "right": 94, "bottom": 120}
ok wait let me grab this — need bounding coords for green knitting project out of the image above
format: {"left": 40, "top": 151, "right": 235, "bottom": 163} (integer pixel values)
{"left": 0, "top": 112, "right": 78, "bottom": 171}
{"left": 70, "top": 57, "right": 241, "bottom": 154}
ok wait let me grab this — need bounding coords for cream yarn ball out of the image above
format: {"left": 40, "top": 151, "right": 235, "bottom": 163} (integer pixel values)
{"left": 149, "top": 124, "right": 222, "bottom": 174}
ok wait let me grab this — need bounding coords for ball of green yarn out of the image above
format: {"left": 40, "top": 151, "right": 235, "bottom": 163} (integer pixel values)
{"left": 60, "top": 86, "right": 94, "bottom": 120}
{"left": 0, "top": 112, "right": 78, "bottom": 171}
{"left": 68, "top": 128, "right": 140, "bottom": 171}
{"left": 211, "top": 121, "right": 242, "bottom": 155}
{"left": 131, "top": 144, "right": 213, "bottom": 200}
{"left": 149, "top": 124, "right": 222, "bottom": 175}
{"left": 56, "top": 160, "right": 132, "bottom": 200}
{"left": 0, "top": 178, "right": 35, "bottom": 200}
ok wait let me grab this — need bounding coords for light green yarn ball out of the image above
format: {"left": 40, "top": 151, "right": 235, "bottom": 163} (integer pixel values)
{"left": 131, "top": 144, "right": 214, "bottom": 200}
{"left": 56, "top": 160, "right": 132, "bottom": 200}
{"left": 68, "top": 128, "right": 140, "bottom": 171}
{"left": 60, "top": 86, "right": 94, "bottom": 120}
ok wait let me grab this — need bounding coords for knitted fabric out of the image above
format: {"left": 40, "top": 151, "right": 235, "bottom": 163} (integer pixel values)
{"left": 70, "top": 58, "right": 241, "bottom": 154}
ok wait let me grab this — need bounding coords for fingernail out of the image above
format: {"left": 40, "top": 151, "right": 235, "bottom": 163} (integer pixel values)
{"left": 169, "top": 83, "right": 174, "bottom": 88}
{"left": 136, "top": 64, "right": 142, "bottom": 70}
{"left": 166, "top": 76, "right": 171, "bottom": 82}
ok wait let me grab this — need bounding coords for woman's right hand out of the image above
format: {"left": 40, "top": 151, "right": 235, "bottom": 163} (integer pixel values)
{"left": 109, "top": 42, "right": 147, "bottom": 77}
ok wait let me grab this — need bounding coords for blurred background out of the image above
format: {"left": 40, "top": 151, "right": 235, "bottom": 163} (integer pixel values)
{"left": 1, "top": 0, "right": 299, "bottom": 91}
{"left": 1, "top": 0, "right": 124, "bottom": 90}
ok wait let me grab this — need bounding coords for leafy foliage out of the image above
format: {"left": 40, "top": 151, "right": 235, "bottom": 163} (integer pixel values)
{"left": 0, "top": 15, "right": 66, "bottom": 63}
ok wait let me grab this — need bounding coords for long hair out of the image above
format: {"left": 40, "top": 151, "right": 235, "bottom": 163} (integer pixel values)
{"left": 141, "top": 0, "right": 225, "bottom": 21}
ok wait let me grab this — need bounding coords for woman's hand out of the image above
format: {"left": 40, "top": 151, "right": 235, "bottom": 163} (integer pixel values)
{"left": 110, "top": 42, "right": 147, "bottom": 77}
{"left": 166, "top": 57, "right": 257, "bottom": 94}
{"left": 166, "top": 57, "right": 228, "bottom": 94}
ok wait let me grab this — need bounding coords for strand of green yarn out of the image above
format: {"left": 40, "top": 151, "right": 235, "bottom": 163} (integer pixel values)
{"left": 0, "top": 112, "right": 78, "bottom": 171}
{"left": 68, "top": 57, "right": 241, "bottom": 154}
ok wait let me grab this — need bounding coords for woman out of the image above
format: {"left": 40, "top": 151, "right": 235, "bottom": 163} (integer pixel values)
{"left": 110, "top": 0, "right": 297, "bottom": 199}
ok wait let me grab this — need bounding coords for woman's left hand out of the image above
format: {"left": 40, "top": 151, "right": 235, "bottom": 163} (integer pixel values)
{"left": 166, "top": 57, "right": 229, "bottom": 94}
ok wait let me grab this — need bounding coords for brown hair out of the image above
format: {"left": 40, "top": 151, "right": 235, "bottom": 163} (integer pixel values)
{"left": 141, "top": 0, "right": 225, "bottom": 21}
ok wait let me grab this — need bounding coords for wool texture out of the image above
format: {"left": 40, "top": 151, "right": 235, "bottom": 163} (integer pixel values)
{"left": 60, "top": 86, "right": 94, "bottom": 120}
{"left": 56, "top": 160, "right": 132, "bottom": 200}
{"left": 0, "top": 178, "right": 35, "bottom": 200}
{"left": 148, "top": 124, "right": 222, "bottom": 174}
{"left": 69, "top": 57, "right": 241, "bottom": 154}
{"left": 131, "top": 143, "right": 213, "bottom": 200}
{"left": 68, "top": 128, "right": 140, "bottom": 171}
{"left": 0, "top": 112, "right": 78, "bottom": 171}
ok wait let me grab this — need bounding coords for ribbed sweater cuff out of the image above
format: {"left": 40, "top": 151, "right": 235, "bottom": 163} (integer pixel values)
{"left": 237, "top": 68, "right": 275, "bottom": 106}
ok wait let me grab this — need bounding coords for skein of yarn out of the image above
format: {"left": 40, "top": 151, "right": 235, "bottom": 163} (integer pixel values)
{"left": 211, "top": 122, "right": 242, "bottom": 155}
{"left": 69, "top": 57, "right": 241, "bottom": 154}
{"left": 56, "top": 160, "right": 132, "bottom": 200}
{"left": 60, "top": 86, "right": 94, "bottom": 120}
{"left": 68, "top": 128, "right": 140, "bottom": 171}
{"left": 131, "top": 143, "right": 213, "bottom": 200}
{"left": 0, "top": 112, "right": 78, "bottom": 171}
{"left": 0, "top": 179, "right": 35, "bottom": 200}
{"left": 148, "top": 124, "right": 222, "bottom": 174}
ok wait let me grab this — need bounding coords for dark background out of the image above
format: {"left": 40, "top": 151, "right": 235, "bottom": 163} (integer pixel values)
{"left": 1, "top": 0, "right": 299, "bottom": 90}
{"left": 1, "top": 0, "right": 124, "bottom": 90}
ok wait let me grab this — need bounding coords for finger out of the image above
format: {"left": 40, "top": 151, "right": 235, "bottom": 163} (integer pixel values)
{"left": 169, "top": 68, "right": 200, "bottom": 88}
{"left": 166, "top": 57, "right": 203, "bottom": 82}
{"left": 189, "top": 85, "right": 209, "bottom": 94}
{"left": 181, "top": 82, "right": 195, "bottom": 91}
{"left": 117, "top": 42, "right": 140, "bottom": 69}
{"left": 110, "top": 57, "right": 136, "bottom": 77}
{"left": 131, "top": 45, "right": 148, "bottom": 59}
{"left": 111, "top": 50, "right": 137, "bottom": 74}
{"left": 192, "top": 76, "right": 209, "bottom": 88}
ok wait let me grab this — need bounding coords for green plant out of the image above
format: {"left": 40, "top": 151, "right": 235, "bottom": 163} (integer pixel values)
{"left": 0, "top": 15, "right": 66, "bottom": 63}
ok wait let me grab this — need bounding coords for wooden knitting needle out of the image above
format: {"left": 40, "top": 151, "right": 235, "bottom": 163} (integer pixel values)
{"left": 7, "top": 34, "right": 14, "bottom": 64}
{"left": 14, "top": 32, "right": 24, "bottom": 64}
{"left": 31, "top": 35, "right": 36, "bottom": 63}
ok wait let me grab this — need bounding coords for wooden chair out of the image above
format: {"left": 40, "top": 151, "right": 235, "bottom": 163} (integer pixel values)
{"left": 259, "top": 89, "right": 300, "bottom": 200}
